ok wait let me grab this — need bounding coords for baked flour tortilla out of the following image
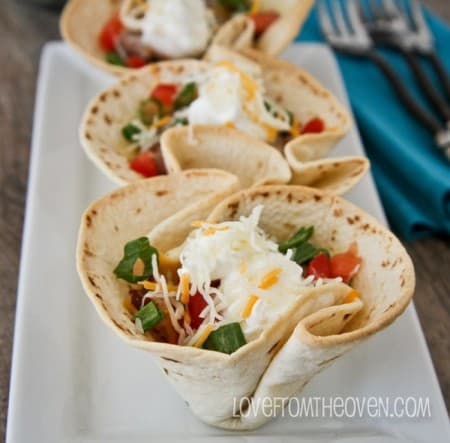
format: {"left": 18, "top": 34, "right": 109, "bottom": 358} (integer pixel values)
{"left": 80, "top": 52, "right": 362, "bottom": 192}
{"left": 60, "top": 0, "right": 314, "bottom": 76}
{"left": 77, "top": 176, "right": 415, "bottom": 430}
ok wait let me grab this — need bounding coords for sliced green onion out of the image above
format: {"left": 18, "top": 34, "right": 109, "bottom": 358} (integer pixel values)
{"left": 135, "top": 301, "right": 163, "bottom": 332}
{"left": 122, "top": 123, "right": 141, "bottom": 142}
{"left": 114, "top": 237, "right": 159, "bottom": 283}
{"left": 203, "top": 322, "right": 246, "bottom": 354}
{"left": 139, "top": 98, "right": 163, "bottom": 124}
{"left": 171, "top": 117, "right": 189, "bottom": 127}
{"left": 174, "top": 82, "right": 198, "bottom": 110}
{"left": 218, "top": 0, "right": 251, "bottom": 12}
{"left": 106, "top": 52, "right": 125, "bottom": 66}
{"left": 279, "top": 226, "right": 314, "bottom": 253}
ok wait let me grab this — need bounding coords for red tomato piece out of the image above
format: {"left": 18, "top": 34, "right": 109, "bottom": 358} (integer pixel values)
{"left": 99, "top": 13, "right": 123, "bottom": 52}
{"left": 130, "top": 151, "right": 158, "bottom": 177}
{"left": 249, "top": 10, "right": 280, "bottom": 35}
{"left": 306, "top": 253, "right": 332, "bottom": 279}
{"left": 301, "top": 117, "right": 325, "bottom": 134}
{"left": 188, "top": 291, "right": 208, "bottom": 330}
{"left": 330, "top": 242, "right": 362, "bottom": 282}
{"left": 126, "top": 55, "right": 147, "bottom": 68}
{"left": 151, "top": 84, "right": 178, "bottom": 106}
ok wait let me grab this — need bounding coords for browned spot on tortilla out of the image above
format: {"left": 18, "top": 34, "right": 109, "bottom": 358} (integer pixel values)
{"left": 91, "top": 106, "right": 98, "bottom": 114}
{"left": 333, "top": 208, "right": 343, "bottom": 217}
{"left": 84, "top": 248, "right": 94, "bottom": 257}
{"left": 400, "top": 276, "right": 405, "bottom": 287}
{"left": 362, "top": 223, "right": 370, "bottom": 231}
{"left": 156, "top": 190, "right": 168, "bottom": 196}
{"left": 114, "top": 225, "right": 119, "bottom": 232}
{"left": 268, "top": 340, "right": 280, "bottom": 354}
{"left": 161, "top": 357, "right": 181, "bottom": 363}
{"left": 319, "top": 355, "right": 341, "bottom": 367}
{"left": 100, "top": 147, "right": 108, "bottom": 153}
{"left": 112, "top": 319, "right": 126, "bottom": 332}
{"left": 287, "top": 193, "right": 293, "bottom": 202}
{"left": 261, "top": 191, "right": 270, "bottom": 198}
{"left": 347, "top": 217, "right": 354, "bottom": 225}
{"left": 257, "top": 160, "right": 263, "bottom": 169}
{"left": 85, "top": 132, "right": 92, "bottom": 140}
{"left": 354, "top": 215, "right": 361, "bottom": 222}
{"left": 284, "top": 222, "right": 296, "bottom": 230}
{"left": 88, "top": 276, "right": 98, "bottom": 288}
{"left": 104, "top": 114, "right": 112, "bottom": 125}
{"left": 99, "top": 92, "right": 108, "bottom": 102}
{"left": 297, "top": 198, "right": 303, "bottom": 204}
{"left": 381, "top": 260, "right": 390, "bottom": 268}
{"left": 314, "top": 194, "right": 322, "bottom": 201}
{"left": 86, "top": 215, "right": 92, "bottom": 227}
{"left": 95, "top": 292, "right": 102, "bottom": 300}
{"left": 343, "top": 313, "right": 351, "bottom": 320}
{"left": 228, "top": 201, "right": 239, "bottom": 218}
{"left": 383, "top": 303, "right": 396, "bottom": 313}
{"left": 163, "top": 368, "right": 169, "bottom": 375}
{"left": 113, "top": 89, "right": 120, "bottom": 98}
{"left": 92, "top": 209, "right": 97, "bottom": 216}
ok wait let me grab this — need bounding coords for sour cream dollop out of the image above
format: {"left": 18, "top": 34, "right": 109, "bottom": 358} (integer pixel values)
{"left": 177, "top": 206, "right": 316, "bottom": 340}
{"left": 122, "top": 0, "right": 217, "bottom": 58}
{"left": 186, "top": 62, "right": 292, "bottom": 142}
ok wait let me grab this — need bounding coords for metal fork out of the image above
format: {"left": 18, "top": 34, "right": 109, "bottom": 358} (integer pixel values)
{"left": 318, "top": 0, "right": 450, "bottom": 158}
{"left": 362, "top": 0, "right": 450, "bottom": 126}
{"left": 363, "top": 0, "right": 450, "bottom": 98}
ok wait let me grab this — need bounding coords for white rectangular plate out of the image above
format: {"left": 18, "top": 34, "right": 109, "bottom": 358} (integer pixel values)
{"left": 6, "top": 42, "right": 450, "bottom": 443}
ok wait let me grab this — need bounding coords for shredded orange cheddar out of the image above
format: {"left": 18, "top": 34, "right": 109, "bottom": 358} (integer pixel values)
{"left": 191, "top": 220, "right": 204, "bottom": 228}
{"left": 249, "top": 0, "right": 261, "bottom": 14}
{"left": 215, "top": 61, "right": 258, "bottom": 100}
{"left": 203, "top": 226, "right": 230, "bottom": 236}
{"left": 139, "top": 280, "right": 178, "bottom": 292}
{"left": 184, "top": 308, "right": 191, "bottom": 326}
{"left": 152, "top": 115, "right": 172, "bottom": 129}
{"left": 158, "top": 252, "right": 180, "bottom": 282}
{"left": 194, "top": 325, "right": 215, "bottom": 348}
{"left": 290, "top": 115, "right": 300, "bottom": 137}
{"left": 258, "top": 268, "right": 282, "bottom": 289}
{"left": 343, "top": 289, "right": 359, "bottom": 304}
{"left": 225, "top": 121, "right": 235, "bottom": 129}
{"left": 132, "top": 257, "right": 145, "bottom": 277}
{"left": 180, "top": 273, "right": 190, "bottom": 304}
{"left": 242, "top": 295, "right": 259, "bottom": 319}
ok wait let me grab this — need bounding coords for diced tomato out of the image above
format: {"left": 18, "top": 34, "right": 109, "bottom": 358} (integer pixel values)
{"left": 301, "top": 117, "right": 325, "bottom": 134}
{"left": 151, "top": 84, "right": 178, "bottom": 106}
{"left": 249, "top": 10, "right": 280, "bottom": 35}
{"left": 126, "top": 55, "right": 147, "bottom": 69}
{"left": 330, "top": 242, "right": 362, "bottom": 283}
{"left": 130, "top": 151, "right": 158, "bottom": 177}
{"left": 99, "top": 13, "right": 123, "bottom": 52}
{"left": 188, "top": 291, "right": 208, "bottom": 330}
{"left": 306, "top": 253, "right": 332, "bottom": 279}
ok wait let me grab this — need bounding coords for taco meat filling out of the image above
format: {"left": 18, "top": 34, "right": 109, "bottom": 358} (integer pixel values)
{"left": 119, "top": 61, "right": 325, "bottom": 177}
{"left": 114, "top": 206, "right": 362, "bottom": 354}
{"left": 99, "top": 0, "right": 280, "bottom": 68}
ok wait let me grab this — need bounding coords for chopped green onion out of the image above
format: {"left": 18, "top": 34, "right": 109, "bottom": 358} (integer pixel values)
{"left": 135, "top": 301, "right": 163, "bottom": 332}
{"left": 292, "top": 243, "right": 329, "bottom": 265}
{"left": 218, "top": 0, "right": 251, "bottom": 12}
{"left": 139, "top": 98, "right": 163, "bottom": 124}
{"left": 287, "top": 110, "right": 294, "bottom": 126}
{"left": 122, "top": 123, "right": 141, "bottom": 142}
{"left": 174, "top": 82, "right": 198, "bottom": 110}
{"left": 171, "top": 117, "right": 189, "bottom": 127}
{"left": 114, "top": 237, "right": 159, "bottom": 283}
{"left": 279, "top": 226, "right": 314, "bottom": 253}
{"left": 264, "top": 100, "right": 272, "bottom": 113}
{"left": 106, "top": 52, "right": 125, "bottom": 66}
{"left": 203, "top": 322, "right": 246, "bottom": 354}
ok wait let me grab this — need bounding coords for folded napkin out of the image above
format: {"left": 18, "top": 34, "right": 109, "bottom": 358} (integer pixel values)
{"left": 296, "top": 4, "right": 450, "bottom": 240}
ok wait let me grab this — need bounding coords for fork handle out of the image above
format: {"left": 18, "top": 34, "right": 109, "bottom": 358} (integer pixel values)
{"left": 368, "top": 50, "right": 442, "bottom": 134}
{"left": 400, "top": 50, "right": 450, "bottom": 123}
{"left": 427, "top": 51, "right": 450, "bottom": 101}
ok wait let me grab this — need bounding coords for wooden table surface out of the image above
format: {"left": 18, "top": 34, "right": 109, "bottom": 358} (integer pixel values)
{"left": 0, "top": 0, "right": 449, "bottom": 440}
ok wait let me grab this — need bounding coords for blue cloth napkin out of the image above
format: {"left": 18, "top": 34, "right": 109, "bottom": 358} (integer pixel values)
{"left": 296, "top": 4, "right": 450, "bottom": 240}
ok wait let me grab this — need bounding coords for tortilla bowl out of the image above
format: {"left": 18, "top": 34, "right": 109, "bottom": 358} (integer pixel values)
{"left": 60, "top": 0, "right": 315, "bottom": 76}
{"left": 77, "top": 174, "right": 415, "bottom": 430}
{"left": 80, "top": 51, "right": 358, "bottom": 191}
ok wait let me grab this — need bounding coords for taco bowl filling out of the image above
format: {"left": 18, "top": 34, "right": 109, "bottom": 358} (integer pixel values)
{"left": 99, "top": 0, "right": 280, "bottom": 68}
{"left": 115, "top": 206, "right": 362, "bottom": 353}
{"left": 119, "top": 61, "right": 325, "bottom": 177}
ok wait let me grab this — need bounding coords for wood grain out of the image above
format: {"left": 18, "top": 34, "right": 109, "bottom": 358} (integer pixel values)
{"left": 0, "top": 0, "right": 448, "bottom": 440}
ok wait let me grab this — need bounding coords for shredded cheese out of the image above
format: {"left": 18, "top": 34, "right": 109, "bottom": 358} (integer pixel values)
{"left": 180, "top": 273, "right": 191, "bottom": 304}
{"left": 202, "top": 226, "right": 230, "bottom": 236}
{"left": 242, "top": 295, "right": 259, "bottom": 319}
{"left": 191, "top": 220, "right": 204, "bottom": 228}
{"left": 249, "top": 0, "right": 261, "bottom": 14}
{"left": 152, "top": 115, "right": 172, "bottom": 129}
{"left": 194, "top": 324, "right": 214, "bottom": 348}
{"left": 343, "top": 289, "right": 360, "bottom": 304}
{"left": 258, "top": 268, "right": 282, "bottom": 289}
{"left": 215, "top": 61, "right": 259, "bottom": 100}
{"left": 139, "top": 280, "right": 178, "bottom": 292}
{"left": 290, "top": 115, "right": 300, "bottom": 137}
